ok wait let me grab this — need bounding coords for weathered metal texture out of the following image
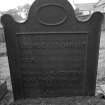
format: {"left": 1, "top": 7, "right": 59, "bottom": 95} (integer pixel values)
{"left": 1, "top": 0, "right": 103, "bottom": 100}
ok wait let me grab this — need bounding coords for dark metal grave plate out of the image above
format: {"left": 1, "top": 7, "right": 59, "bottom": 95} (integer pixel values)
{"left": 1, "top": 0, "right": 103, "bottom": 100}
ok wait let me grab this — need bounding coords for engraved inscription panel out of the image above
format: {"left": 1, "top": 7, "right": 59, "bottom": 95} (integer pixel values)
{"left": 17, "top": 33, "right": 88, "bottom": 72}
{"left": 23, "top": 72, "right": 85, "bottom": 88}
{"left": 16, "top": 32, "right": 88, "bottom": 96}
{"left": 23, "top": 72, "right": 86, "bottom": 97}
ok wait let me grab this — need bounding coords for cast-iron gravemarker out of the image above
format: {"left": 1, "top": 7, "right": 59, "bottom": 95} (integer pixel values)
{"left": 1, "top": 0, "right": 103, "bottom": 100}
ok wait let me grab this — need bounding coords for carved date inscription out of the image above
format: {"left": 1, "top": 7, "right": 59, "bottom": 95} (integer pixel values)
{"left": 23, "top": 71, "right": 86, "bottom": 96}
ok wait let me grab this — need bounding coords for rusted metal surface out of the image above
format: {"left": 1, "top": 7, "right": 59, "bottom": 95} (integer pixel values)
{"left": 1, "top": 0, "right": 103, "bottom": 100}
